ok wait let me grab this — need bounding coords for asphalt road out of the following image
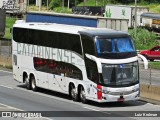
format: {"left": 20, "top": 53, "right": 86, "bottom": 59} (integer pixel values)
{"left": 0, "top": 70, "right": 160, "bottom": 120}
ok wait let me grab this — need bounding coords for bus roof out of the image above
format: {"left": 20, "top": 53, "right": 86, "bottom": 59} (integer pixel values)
{"left": 13, "top": 21, "right": 129, "bottom": 38}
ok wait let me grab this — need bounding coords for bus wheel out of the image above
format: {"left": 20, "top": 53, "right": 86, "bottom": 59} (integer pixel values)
{"left": 80, "top": 86, "right": 87, "bottom": 104}
{"left": 70, "top": 84, "right": 78, "bottom": 101}
{"left": 24, "top": 75, "right": 31, "bottom": 90}
{"left": 31, "top": 76, "right": 37, "bottom": 91}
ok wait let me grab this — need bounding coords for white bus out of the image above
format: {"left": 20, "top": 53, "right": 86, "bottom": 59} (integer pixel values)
{"left": 12, "top": 21, "right": 140, "bottom": 103}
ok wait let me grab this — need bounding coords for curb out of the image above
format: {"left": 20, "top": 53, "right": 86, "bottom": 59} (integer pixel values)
{"left": 140, "top": 97, "right": 160, "bottom": 105}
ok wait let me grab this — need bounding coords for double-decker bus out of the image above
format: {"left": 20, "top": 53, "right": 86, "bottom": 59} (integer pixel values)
{"left": 12, "top": 21, "right": 140, "bottom": 103}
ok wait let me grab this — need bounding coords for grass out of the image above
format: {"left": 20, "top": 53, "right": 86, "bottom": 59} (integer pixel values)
{"left": 53, "top": 7, "right": 72, "bottom": 14}
{"left": 0, "top": 64, "right": 12, "bottom": 69}
{"left": 3, "top": 17, "right": 17, "bottom": 40}
{"left": 149, "top": 62, "right": 160, "bottom": 70}
{"left": 28, "top": 5, "right": 49, "bottom": 11}
{"left": 28, "top": 5, "right": 72, "bottom": 14}
{"left": 137, "top": 3, "right": 160, "bottom": 13}
{"left": 78, "top": 0, "right": 106, "bottom": 6}
{"left": 129, "top": 28, "right": 159, "bottom": 50}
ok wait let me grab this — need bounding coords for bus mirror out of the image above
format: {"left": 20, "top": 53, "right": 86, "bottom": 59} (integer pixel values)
{"left": 138, "top": 54, "right": 148, "bottom": 69}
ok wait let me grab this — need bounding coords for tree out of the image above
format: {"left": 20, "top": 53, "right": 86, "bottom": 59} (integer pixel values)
{"left": 49, "top": 0, "right": 61, "bottom": 9}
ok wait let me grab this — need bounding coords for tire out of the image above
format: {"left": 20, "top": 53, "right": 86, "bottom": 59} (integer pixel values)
{"left": 70, "top": 84, "right": 78, "bottom": 101}
{"left": 80, "top": 86, "right": 87, "bottom": 104}
{"left": 24, "top": 75, "right": 31, "bottom": 90}
{"left": 31, "top": 76, "right": 37, "bottom": 91}
{"left": 149, "top": 59, "right": 154, "bottom": 62}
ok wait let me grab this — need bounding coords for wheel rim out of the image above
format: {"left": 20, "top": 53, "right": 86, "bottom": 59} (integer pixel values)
{"left": 31, "top": 78, "right": 36, "bottom": 89}
{"left": 71, "top": 87, "right": 76, "bottom": 99}
{"left": 25, "top": 77, "right": 29, "bottom": 87}
{"left": 80, "top": 88, "right": 86, "bottom": 102}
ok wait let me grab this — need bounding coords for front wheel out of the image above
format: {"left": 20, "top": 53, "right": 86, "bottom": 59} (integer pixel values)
{"left": 80, "top": 86, "right": 87, "bottom": 104}
{"left": 149, "top": 59, "right": 154, "bottom": 62}
{"left": 31, "top": 76, "right": 37, "bottom": 91}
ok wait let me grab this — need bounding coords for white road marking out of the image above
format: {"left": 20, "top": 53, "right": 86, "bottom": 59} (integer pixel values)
{"left": 0, "top": 85, "right": 13, "bottom": 89}
{"left": 0, "top": 70, "right": 12, "bottom": 74}
{"left": 83, "top": 106, "right": 100, "bottom": 111}
{"left": 14, "top": 87, "right": 83, "bottom": 106}
{"left": 83, "top": 106, "right": 111, "bottom": 115}
{"left": 0, "top": 103, "right": 23, "bottom": 111}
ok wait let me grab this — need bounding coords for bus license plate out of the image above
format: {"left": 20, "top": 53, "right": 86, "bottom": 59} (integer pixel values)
{"left": 118, "top": 96, "right": 124, "bottom": 102}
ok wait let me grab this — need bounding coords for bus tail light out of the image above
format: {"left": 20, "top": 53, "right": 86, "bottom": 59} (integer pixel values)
{"left": 48, "top": 61, "right": 56, "bottom": 68}
{"left": 34, "top": 57, "right": 46, "bottom": 67}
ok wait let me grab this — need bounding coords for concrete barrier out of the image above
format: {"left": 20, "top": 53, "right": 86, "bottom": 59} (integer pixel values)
{"left": 140, "top": 84, "right": 160, "bottom": 101}
{"left": 0, "top": 56, "right": 12, "bottom": 68}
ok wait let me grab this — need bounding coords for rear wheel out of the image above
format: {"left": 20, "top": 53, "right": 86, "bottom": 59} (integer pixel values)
{"left": 80, "top": 86, "right": 87, "bottom": 104}
{"left": 31, "top": 76, "right": 37, "bottom": 91}
{"left": 149, "top": 59, "right": 154, "bottom": 62}
{"left": 70, "top": 84, "right": 78, "bottom": 101}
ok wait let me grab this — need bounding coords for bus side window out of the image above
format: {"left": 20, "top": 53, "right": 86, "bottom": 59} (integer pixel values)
{"left": 86, "top": 67, "right": 99, "bottom": 83}
{"left": 81, "top": 35, "right": 96, "bottom": 56}
{"left": 58, "top": 33, "right": 82, "bottom": 56}
{"left": 81, "top": 34, "right": 99, "bottom": 83}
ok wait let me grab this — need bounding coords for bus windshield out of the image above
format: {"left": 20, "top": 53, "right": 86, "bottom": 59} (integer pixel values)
{"left": 96, "top": 37, "right": 135, "bottom": 55}
{"left": 100, "top": 61, "right": 139, "bottom": 87}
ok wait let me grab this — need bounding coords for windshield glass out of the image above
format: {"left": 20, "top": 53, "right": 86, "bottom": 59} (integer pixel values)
{"left": 100, "top": 62, "right": 139, "bottom": 87}
{"left": 96, "top": 38, "right": 135, "bottom": 54}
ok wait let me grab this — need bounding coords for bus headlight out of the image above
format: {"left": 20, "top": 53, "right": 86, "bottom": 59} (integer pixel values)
{"left": 96, "top": 88, "right": 109, "bottom": 94}
{"left": 132, "top": 87, "right": 139, "bottom": 92}
{"left": 102, "top": 90, "right": 109, "bottom": 94}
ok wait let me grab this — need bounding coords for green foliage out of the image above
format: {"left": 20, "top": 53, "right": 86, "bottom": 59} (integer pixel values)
{"left": 4, "top": 17, "right": 16, "bottom": 39}
{"left": 129, "top": 28, "right": 159, "bottom": 50}
{"left": 149, "top": 62, "right": 160, "bottom": 70}
{"left": 78, "top": 0, "right": 108, "bottom": 6}
{"left": 109, "top": 0, "right": 159, "bottom": 4}
{"left": 53, "top": 7, "right": 72, "bottom": 14}
{"left": 49, "top": 0, "right": 61, "bottom": 10}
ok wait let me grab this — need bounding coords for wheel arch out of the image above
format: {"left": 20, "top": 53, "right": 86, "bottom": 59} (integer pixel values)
{"left": 69, "top": 82, "right": 75, "bottom": 96}
{"left": 77, "top": 84, "right": 85, "bottom": 95}
{"left": 29, "top": 73, "right": 35, "bottom": 80}
{"left": 23, "top": 71, "right": 28, "bottom": 83}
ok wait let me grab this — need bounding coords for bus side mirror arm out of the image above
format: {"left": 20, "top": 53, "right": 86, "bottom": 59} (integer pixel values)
{"left": 138, "top": 54, "right": 148, "bottom": 69}
{"left": 85, "top": 54, "right": 102, "bottom": 73}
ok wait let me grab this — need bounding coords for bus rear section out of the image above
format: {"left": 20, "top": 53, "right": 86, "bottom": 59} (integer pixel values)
{"left": 12, "top": 22, "right": 140, "bottom": 103}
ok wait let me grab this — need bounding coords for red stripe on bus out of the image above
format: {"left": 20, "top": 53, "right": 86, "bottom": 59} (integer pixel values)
{"left": 97, "top": 85, "right": 102, "bottom": 100}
